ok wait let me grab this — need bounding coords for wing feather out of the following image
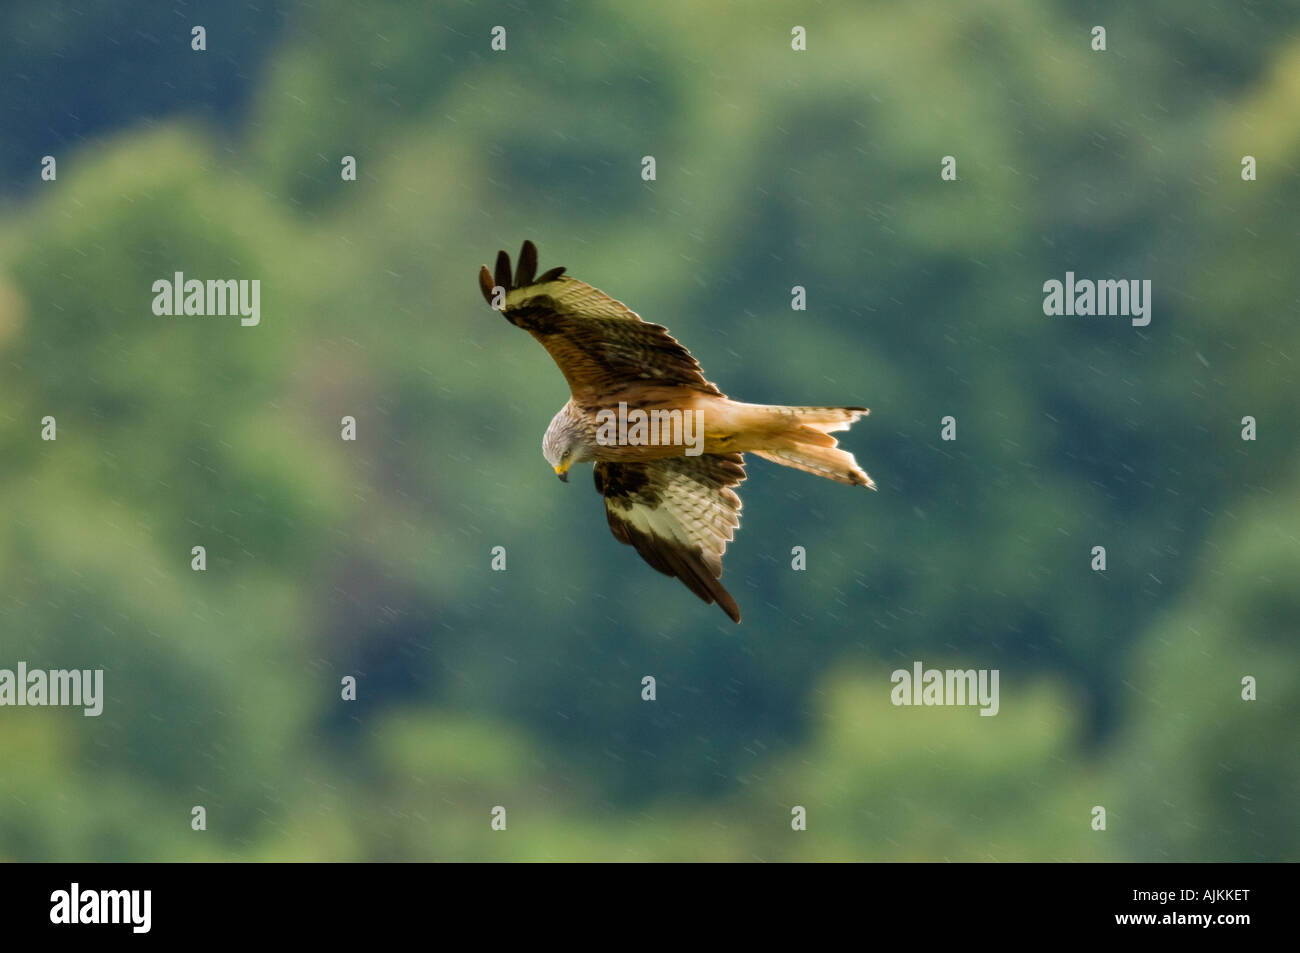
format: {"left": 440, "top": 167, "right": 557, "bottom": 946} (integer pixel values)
{"left": 493, "top": 250, "right": 512, "bottom": 293}
{"left": 515, "top": 240, "right": 538, "bottom": 287}
{"left": 594, "top": 454, "right": 746, "bottom": 623}
{"left": 479, "top": 241, "right": 723, "bottom": 402}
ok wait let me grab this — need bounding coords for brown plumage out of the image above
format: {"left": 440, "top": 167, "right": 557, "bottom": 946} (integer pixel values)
{"left": 480, "top": 240, "right": 874, "bottom": 623}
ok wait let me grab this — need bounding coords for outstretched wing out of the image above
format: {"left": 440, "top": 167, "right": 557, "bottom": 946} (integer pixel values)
{"left": 478, "top": 240, "right": 723, "bottom": 403}
{"left": 593, "top": 454, "right": 746, "bottom": 623}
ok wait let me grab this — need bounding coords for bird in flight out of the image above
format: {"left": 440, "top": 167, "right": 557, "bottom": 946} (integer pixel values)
{"left": 479, "top": 241, "right": 874, "bottom": 623}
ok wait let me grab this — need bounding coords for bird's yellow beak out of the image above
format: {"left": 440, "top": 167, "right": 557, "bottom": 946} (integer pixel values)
{"left": 553, "top": 462, "right": 570, "bottom": 482}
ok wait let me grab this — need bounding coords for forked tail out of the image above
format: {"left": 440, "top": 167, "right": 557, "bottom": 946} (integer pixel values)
{"left": 744, "top": 405, "right": 875, "bottom": 488}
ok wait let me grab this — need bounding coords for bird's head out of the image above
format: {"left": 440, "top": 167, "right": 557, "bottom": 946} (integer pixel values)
{"left": 542, "top": 409, "right": 587, "bottom": 482}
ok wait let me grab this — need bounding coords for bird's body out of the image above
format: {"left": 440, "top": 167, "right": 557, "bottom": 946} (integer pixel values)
{"left": 547, "top": 393, "right": 870, "bottom": 468}
{"left": 480, "top": 241, "right": 874, "bottom": 623}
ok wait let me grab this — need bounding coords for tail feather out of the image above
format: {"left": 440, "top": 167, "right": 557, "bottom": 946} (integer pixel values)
{"left": 753, "top": 445, "right": 875, "bottom": 488}
{"left": 751, "top": 405, "right": 867, "bottom": 433}
{"left": 741, "top": 404, "right": 874, "bottom": 488}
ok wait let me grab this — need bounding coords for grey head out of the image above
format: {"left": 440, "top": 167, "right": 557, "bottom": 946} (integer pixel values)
{"left": 542, "top": 405, "right": 591, "bottom": 481}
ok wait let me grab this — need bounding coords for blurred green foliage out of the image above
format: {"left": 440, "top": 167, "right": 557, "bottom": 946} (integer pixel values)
{"left": 1, "top": 0, "right": 1297, "bottom": 860}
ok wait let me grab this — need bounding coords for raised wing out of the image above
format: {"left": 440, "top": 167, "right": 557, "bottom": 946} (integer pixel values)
{"left": 593, "top": 454, "right": 746, "bottom": 623}
{"left": 478, "top": 240, "right": 723, "bottom": 403}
